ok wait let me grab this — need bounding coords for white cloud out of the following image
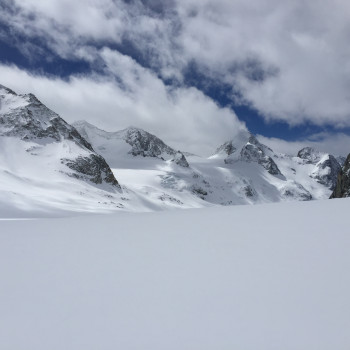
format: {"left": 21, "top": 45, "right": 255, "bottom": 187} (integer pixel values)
{"left": 257, "top": 133, "right": 350, "bottom": 157}
{"left": 0, "top": 61, "right": 246, "bottom": 156}
{"left": 2, "top": 0, "right": 350, "bottom": 132}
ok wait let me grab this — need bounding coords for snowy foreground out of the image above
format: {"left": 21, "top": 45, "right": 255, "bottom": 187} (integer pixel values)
{"left": 1, "top": 199, "right": 350, "bottom": 350}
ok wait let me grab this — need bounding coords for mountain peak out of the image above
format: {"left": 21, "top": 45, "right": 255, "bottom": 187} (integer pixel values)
{"left": 74, "top": 120, "right": 178, "bottom": 163}
{"left": 297, "top": 147, "right": 323, "bottom": 163}
{"left": 0, "top": 84, "right": 17, "bottom": 95}
{"left": 0, "top": 85, "right": 119, "bottom": 188}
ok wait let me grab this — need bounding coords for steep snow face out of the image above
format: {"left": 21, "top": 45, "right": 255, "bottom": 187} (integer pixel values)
{"left": 73, "top": 121, "right": 178, "bottom": 167}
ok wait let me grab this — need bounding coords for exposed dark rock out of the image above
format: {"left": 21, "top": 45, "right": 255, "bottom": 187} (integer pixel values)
{"left": 191, "top": 186, "right": 208, "bottom": 199}
{"left": 311, "top": 155, "right": 341, "bottom": 190}
{"left": 240, "top": 136, "right": 282, "bottom": 176}
{"left": 281, "top": 182, "right": 313, "bottom": 201}
{"left": 73, "top": 121, "right": 178, "bottom": 161}
{"left": 215, "top": 141, "right": 237, "bottom": 156}
{"left": 0, "top": 93, "right": 94, "bottom": 151}
{"left": 243, "top": 185, "right": 256, "bottom": 197}
{"left": 124, "top": 127, "right": 176, "bottom": 158}
{"left": 297, "top": 147, "right": 342, "bottom": 190}
{"left": 62, "top": 154, "right": 119, "bottom": 186}
{"left": 330, "top": 154, "right": 350, "bottom": 198}
{"left": 172, "top": 151, "right": 189, "bottom": 167}
{"left": 0, "top": 85, "right": 119, "bottom": 188}
{"left": 336, "top": 156, "right": 346, "bottom": 167}
{"left": 297, "top": 147, "right": 322, "bottom": 163}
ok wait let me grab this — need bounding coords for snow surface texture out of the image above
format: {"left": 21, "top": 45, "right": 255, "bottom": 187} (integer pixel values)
{"left": 1, "top": 198, "right": 350, "bottom": 350}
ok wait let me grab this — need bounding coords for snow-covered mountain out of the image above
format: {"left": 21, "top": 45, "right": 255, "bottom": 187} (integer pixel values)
{"left": 0, "top": 85, "right": 143, "bottom": 216}
{"left": 0, "top": 84, "right": 345, "bottom": 217}
{"left": 73, "top": 121, "right": 183, "bottom": 167}
{"left": 76, "top": 121, "right": 342, "bottom": 208}
{"left": 297, "top": 147, "right": 341, "bottom": 190}
{"left": 213, "top": 132, "right": 282, "bottom": 175}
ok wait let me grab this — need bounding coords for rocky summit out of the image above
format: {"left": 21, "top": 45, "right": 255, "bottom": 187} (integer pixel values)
{"left": 298, "top": 147, "right": 341, "bottom": 190}
{"left": 0, "top": 84, "right": 118, "bottom": 187}
{"left": 0, "top": 83, "right": 348, "bottom": 215}
{"left": 216, "top": 133, "right": 282, "bottom": 176}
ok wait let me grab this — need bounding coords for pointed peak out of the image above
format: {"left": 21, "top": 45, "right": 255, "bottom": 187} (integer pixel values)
{"left": 0, "top": 84, "right": 17, "bottom": 95}
{"left": 122, "top": 125, "right": 146, "bottom": 133}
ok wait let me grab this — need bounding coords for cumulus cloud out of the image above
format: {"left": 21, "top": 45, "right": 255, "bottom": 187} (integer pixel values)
{"left": 0, "top": 61, "right": 246, "bottom": 156}
{"left": 2, "top": 0, "right": 350, "bottom": 137}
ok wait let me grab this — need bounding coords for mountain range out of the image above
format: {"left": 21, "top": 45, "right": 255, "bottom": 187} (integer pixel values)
{"left": 0, "top": 84, "right": 348, "bottom": 217}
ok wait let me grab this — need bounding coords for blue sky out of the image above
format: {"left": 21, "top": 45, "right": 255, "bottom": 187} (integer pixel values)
{"left": 1, "top": 0, "right": 350, "bottom": 155}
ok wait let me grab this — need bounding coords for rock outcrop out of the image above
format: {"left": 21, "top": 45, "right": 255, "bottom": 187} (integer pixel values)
{"left": 330, "top": 154, "right": 350, "bottom": 198}
{"left": 0, "top": 85, "right": 119, "bottom": 187}
{"left": 171, "top": 151, "right": 189, "bottom": 167}
{"left": 297, "top": 147, "right": 341, "bottom": 190}
{"left": 217, "top": 134, "right": 282, "bottom": 176}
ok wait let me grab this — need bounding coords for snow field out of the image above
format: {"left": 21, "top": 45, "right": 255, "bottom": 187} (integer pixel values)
{"left": 0, "top": 198, "right": 349, "bottom": 350}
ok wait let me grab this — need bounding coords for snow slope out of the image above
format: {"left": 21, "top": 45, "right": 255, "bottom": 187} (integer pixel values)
{"left": 0, "top": 85, "right": 343, "bottom": 217}
{"left": 73, "top": 120, "right": 178, "bottom": 167}
{"left": 0, "top": 85, "right": 182, "bottom": 216}
{"left": 1, "top": 198, "right": 350, "bottom": 350}
{"left": 75, "top": 121, "right": 338, "bottom": 208}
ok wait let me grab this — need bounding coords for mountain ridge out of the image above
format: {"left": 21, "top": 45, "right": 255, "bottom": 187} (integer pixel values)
{"left": 0, "top": 83, "right": 347, "bottom": 216}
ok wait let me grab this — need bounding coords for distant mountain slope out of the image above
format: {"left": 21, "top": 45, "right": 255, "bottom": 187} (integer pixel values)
{"left": 213, "top": 133, "right": 282, "bottom": 175}
{"left": 0, "top": 83, "right": 345, "bottom": 217}
{"left": 73, "top": 121, "right": 182, "bottom": 168}
{"left": 77, "top": 120, "right": 341, "bottom": 207}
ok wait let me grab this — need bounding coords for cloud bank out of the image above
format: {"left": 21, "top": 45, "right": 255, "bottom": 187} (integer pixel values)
{"left": 1, "top": 0, "right": 350, "bottom": 154}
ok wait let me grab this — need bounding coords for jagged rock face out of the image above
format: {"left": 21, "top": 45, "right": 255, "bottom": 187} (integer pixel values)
{"left": 330, "top": 154, "right": 350, "bottom": 198}
{"left": 239, "top": 137, "right": 282, "bottom": 176}
{"left": 311, "top": 155, "right": 341, "bottom": 190}
{"left": 336, "top": 156, "right": 346, "bottom": 167}
{"left": 123, "top": 127, "right": 176, "bottom": 158}
{"left": 297, "top": 147, "right": 322, "bottom": 163}
{"left": 0, "top": 89, "right": 93, "bottom": 151}
{"left": 0, "top": 85, "right": 118, "bottom": 187}
{"left": 297, "top": 146, "right": 342, "bottom": 190}
{"left": 221, "top": 135, "right": 280, "bottom": 176}
{"left": 172, "top": 151, "right": 189, "bottom": 167}
{"left": 63, "top": 154, "right": 119, "bottom": 186}
{"left": 280, "top": 182, "right": 313, "bottom": 201}
{"left": 73, "top": 121, "right": 178, "bottom": 162}
{"left": 215, "top": 141, "right": 236, "bottom": 156}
